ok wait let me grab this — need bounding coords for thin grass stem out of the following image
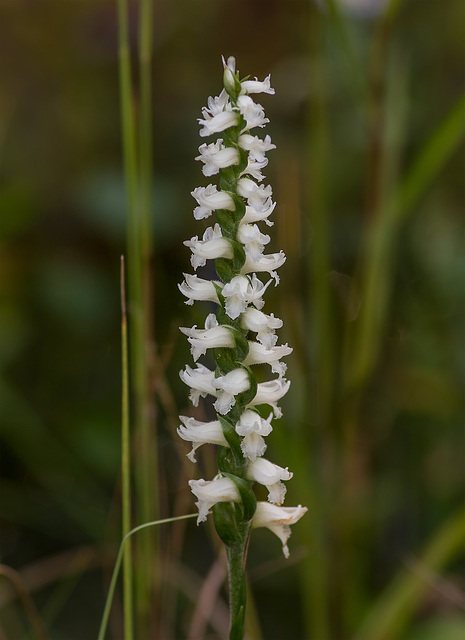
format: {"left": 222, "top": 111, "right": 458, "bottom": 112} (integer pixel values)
{"left": 97, "top": 514, "right": 199, "bottom": 640}
{"left": 120, "top": 256, "right": 134, "bottom": 640}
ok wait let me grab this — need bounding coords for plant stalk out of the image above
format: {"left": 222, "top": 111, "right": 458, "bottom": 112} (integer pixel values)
{"left": 226, "top": 538, "right": 249, "bottom": 640}
{"left": 120, "top": 256, "right": 134, "bottom": 640}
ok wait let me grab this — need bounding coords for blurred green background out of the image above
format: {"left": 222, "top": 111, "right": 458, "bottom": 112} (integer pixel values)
{"left": 0, "top": 0, "right": 464, "bottom": 639}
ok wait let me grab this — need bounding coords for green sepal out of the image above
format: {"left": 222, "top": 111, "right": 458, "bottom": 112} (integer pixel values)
{"left": 219, "top": 166, "right": 238, "bottom": 192}
{"left": 218, "top": 415, "right": 243, "bottom": 467}
{"left": 216, "top": 208, "right": 237, "bottom": 239}
{"left": 224, "top": 326, "right": 250, "bottom": 361}
{"left": 234, "top": 364, "right": 258, "bottom": 411}
{"left": 229, "top": 193, "right": 246, "bottom": 221}
{"left": 217, "top": 443, "right": 237, "bottom": 475}
{"left": 223, "top": 127, "right": 240, "bottom": 147}
{"left": 213, "top": 347, "right": 238, "bottom": 374}
{"left": 237, "top": 146, "right": 248, "bottom": 173}
{"left": 222, "top": 473, "right": 257, "bottom": 522}
{"left": 215, "top": 240, "right": 246, "bottom": 282}
{"left": 212, "top": 281, "right": 225, "bottom": 307}
{"left": 223, "top": 72, "right": 242, "bottom": 102}
{"left": 216, "top": 303, "right": 239, "bottom": 329}
{"left": 213, "top": 501, "right": 242, "bottom": 546}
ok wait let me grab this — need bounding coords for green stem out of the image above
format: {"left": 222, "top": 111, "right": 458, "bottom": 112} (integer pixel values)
{"left": 134, "top": 0, "right": 157, "bottom": 632}
{"left": 226, "top": 538, "right": 249, "bottom": 640}
{"left": 98, "top": 514, "right": 198, "bottom": 640}
{"left": 301, "top": 4, "right": 332, "bottom": 639}
{"left": 120, "top": 256, "right": 134, "bottom": 640}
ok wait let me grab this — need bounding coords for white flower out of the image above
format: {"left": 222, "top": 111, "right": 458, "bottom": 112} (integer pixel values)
{"left": 213, "top": 368, "right": 250, "bottom": 414}
{"left": 196, "top": 140, "right": 240, "bottom": 177}
{"left": 235, "top": 410, "right": 273, "bottom": 461}
{"left": 251, "top": 502, "right": 308, "bottom": 558}
{"left": 178, "top": 416, "right": 228, "bottom": 462}
{"left": 241, "top": 202, "right": 276, "bottom": 227}
{"left": 240, "top": 75, "right": 275, "bottom": 96}
{"left": 237, "top": 223, "right": 271, "bottom": 261}
{"left": 241, "top": 251, "right": 287, "bottom": 285}
{"left": 184, "top": 224, "right": 233, "bottom": 270}
{"left": 244, "top": 341, "right": 292, "bottom": 376}
{"left": 199, "top": 110, "right": 240, "bottom": 138}
{"left": 241, "top": 156, "right": 268, "bottom": 182}
{"left": 222, "top": 274, "right": 273, "bottom": 320}
{"left": 237, "top": 178, "right": 273, "bottom": 213}
{"left": 191, "top": 184, "right": 235, "bottom": 220}
{"left": 178, "top": 273, "right": 221, "bottom": 306}
{"left": 241, "top": 308, "right": 282, "bottom": 349}
{"left": 237, "top": 95, "right": 269, "bottom": 130}
{"left": 246, "top": 458, "right": 293, "bottom": 505}
{"left": 189, "top": 476, "right": 241, "bottom": 524}
{"left": 202, "top": 89, "right": 230, "bottom": 118}
{"left": 179, "top": 363, "right": 217, "bottom": 406}
{"left": 238, "top": 134, "right": 276, "bottom": 162}
{"left": 248, "top": 378, "right": 291, "bottom": 418}
{"left": 180, "top": 314, "right": 234, "bottom": 361}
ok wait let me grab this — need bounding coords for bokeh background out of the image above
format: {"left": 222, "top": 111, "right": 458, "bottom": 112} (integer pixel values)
{"left": 1, "top": 0, "right": 464, "bottom": 639}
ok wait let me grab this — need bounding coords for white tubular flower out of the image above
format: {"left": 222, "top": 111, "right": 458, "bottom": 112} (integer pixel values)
{"left": 236, "top": 410, "right": 273, "bottom": 461}
{"left": 221, "top": 274, "right": 272, "bottom": 320}
{"left": 241, "top": 251, "right": 286, "bottom": 286}
{"left": 178, "top": 416, "right": 229, "bottom": 462}
{"left": 241, "top": 308, "right": 282, "bottom": 349}
{"left": 192, "top": 184, "right": 235, "bottom": 221}
{"left": 203, "top": 89, "right": 230, "bottom": 118}
{"left": 244, "top": 341, "right": 292, "bottom": 377}
{"left": 237, "top": 178, "right": 273, "bottom": 212}
{"left": 180, "top": 325, "right": 234, "bottom": 362}
{"left": 179, "top": 363, "right": 217, "bottom": 406}
{"left": 240, "top": 75, "right": 275, "bottom": 96}
{"left": 237, "top": 95, "right": 269, "bottom": 130}
{"left": 189, "top": 477, "right": 241, "bottom": 524}
{"left": 213, "top": 368, "right": 250, "bottom": 415}
{"left": 248, "top": 378, "right": 291, "bottom": 418}
{"left": 241, "top": 156, "right": 268, "bottom": 183}
{"left": 196, "top": 140, "right": 240, "bottom": 177}
{"left": 251, "top": 503, "right": 308, "bottom": 558}
{"left": 242, "top": 202, "right": 276, "bottom": 227}
{"left": 246, "top": 458, "right": 293, "bottom": 505}
{"left": 199, "top": 110, "right": 240, "bottom": 138}
{"left": 184, "top": 224, "right": 233, "bottom": 270}
{"left": 238, "top": 134, "right": 276, "bottom": 162}
{"left": 180, "top": 313, "right": 233, "bottom": 361}
{"left": 178, "top": 273, "right": 221, "bottom": 306}
{"left": 237, "top": 223, "right": 271, "bottom": 261}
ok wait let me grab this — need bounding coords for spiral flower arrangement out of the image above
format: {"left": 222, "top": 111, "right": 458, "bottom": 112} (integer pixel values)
{"left": 178, "top": 56, "right": 307, "bottom": 638}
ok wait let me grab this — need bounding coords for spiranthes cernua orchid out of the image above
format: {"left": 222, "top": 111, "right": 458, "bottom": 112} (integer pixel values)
{"left": 178, "top": 56, "right": 307, "bottom": 640}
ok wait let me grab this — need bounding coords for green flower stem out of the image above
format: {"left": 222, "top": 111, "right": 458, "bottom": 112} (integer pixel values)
{"left": 227, "top": 536, "right": 250, "bottom": 640}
